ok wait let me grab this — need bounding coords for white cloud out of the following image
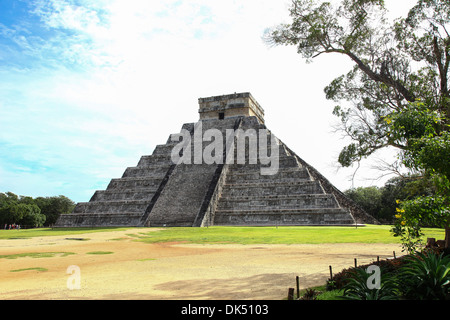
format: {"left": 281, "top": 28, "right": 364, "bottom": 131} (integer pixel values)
{"left": 1, "top": 0, "right": 412, "bottom": 201}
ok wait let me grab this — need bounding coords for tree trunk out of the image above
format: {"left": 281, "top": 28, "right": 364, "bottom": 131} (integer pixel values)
{"left": 445, "top": 226, "right": 450, "bottom": 249}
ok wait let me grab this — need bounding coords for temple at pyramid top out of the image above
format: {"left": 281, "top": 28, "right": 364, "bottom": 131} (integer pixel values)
{"left": 198, "top": 92, "right": 265, "bottom": 124}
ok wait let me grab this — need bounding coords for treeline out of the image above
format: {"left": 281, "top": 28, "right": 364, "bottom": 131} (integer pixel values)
{"left": 344, "top": 175, "right": 437, "bottom": 224}
{"left": 0, "top": 192, "right": 75, "bottom": 228}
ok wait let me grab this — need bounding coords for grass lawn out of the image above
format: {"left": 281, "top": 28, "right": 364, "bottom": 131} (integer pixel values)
{"left": 295, "top": 285, "right": 345, "bottom": 300}
{"left": 0, "top": 252, "right": 75, "bottom": 259}
{"left": 0, "top": 225, "right": 444, "bottom": 245}
{"left": 0, "top": 227, "right": 129, "bottom": 240}
{"left": 134, "top": 225, "right": 444, "bottom": 245}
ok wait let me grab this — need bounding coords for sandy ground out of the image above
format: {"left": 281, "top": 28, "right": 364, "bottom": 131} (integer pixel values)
{"left": 0, "top": 228, "right": 403, "bottom": 300}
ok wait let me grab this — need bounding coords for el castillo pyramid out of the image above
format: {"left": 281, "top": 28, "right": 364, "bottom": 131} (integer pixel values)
{"left": 56, "top": 92, "right": 376, "bottom": 227}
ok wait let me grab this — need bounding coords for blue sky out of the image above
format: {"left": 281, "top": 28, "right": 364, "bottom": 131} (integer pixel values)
{"left": 0, "top": 0, "right": 415, "bottom": 203}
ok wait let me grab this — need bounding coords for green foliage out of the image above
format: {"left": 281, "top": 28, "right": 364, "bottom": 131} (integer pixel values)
{"left": 0, "top": 192, "right": 75, "bottom": 227}
{"left": 0, "top": 252, "right": 75, "bottom": 259}
{"left": 345, "top": 186, "right": 383, "bottom": 220}
{"left": 385, "top": 101, "right": 450, "bottom": 177}
{"left": 10, "top": 267, "right": 48, "bottom": 273}
{"left": 393, "top": 195, "right": 449, "bottom": 253}
{"left": 86, "top": 251, "right": 114, "bottom": 255}
{"left": 0, "top": 195, "right": 46, "bottom": 227}
{"left": 1, "top": 224, "right": 443, "bottom": 244}
{"left": 299, "top": 288, "right": 320, "bottom": 300}
{"left": 34, "top": 195, "right": 75, "bottom": 225}
{"left": 342, "top": 266, "right": 399, "bottom": 300}
{"left": 134, "top": 225, "right": 444, "bottom": 245}
{"left": 397, "top": 251, "right": 450, "bottom": 300}
{"left": 344, "top": 175, "right": 438, "bottom": 223}
{"left": 338, "top": 251, "right": 450, "bottom": 300}
{"left": 386, "top": 101, "right": 450, "bottom": 252}
{"left": 0, "top": 227, "right": 129, "bottom": 239}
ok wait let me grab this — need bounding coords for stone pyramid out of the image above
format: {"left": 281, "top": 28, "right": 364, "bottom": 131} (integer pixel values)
{"left": 56, "top": 93, "right": 376, "bottom": 227}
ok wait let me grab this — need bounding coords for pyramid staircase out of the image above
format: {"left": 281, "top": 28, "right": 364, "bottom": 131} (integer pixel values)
{"left": 202, "top": 117, "right": 356, "bottom": 226}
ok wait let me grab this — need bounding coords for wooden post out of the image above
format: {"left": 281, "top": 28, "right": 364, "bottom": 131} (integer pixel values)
{"left": 377, "top": 256, "right": 380, "bottom": 263}
{"left": 354, "top": 258, "right": 357, "bottom": 268}
{"left": 288, "top": 288, "right": 294, "bottom": 300}
{"left": 329, "top": 265, "right": 333, "bottom": 280}
{"left": 393, "top": 251, "right": 396, "bottom": 259}
{"left": 296, "top": 276, "right": 300, "bottom": 299}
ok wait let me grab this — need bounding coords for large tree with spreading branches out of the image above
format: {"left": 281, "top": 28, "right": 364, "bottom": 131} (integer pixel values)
{"left": 265, "top": 0, "right": 449, "bottom": 251}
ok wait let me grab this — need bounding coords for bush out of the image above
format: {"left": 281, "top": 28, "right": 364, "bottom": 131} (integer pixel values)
{"left": 332, "top": 257, "right": 408, "bottom": 290}
{"left": 342, "top": 266, "right": 399, "bottom": 300}
{"left": 397, "top": 251, "right": 450, "bottom": 300}
{"left": 335, "top": 251, "right": 450, "bottom": 300}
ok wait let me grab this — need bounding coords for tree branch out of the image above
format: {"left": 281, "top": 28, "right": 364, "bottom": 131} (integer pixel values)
{"left": 433, "top": 36, "right": 448, "bottom": 98}
{"left": 344, "top": 51, "right": 416, "bottom": 103}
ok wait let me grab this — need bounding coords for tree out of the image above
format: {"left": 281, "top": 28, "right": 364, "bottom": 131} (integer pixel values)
{"left": 0, "top": 192, "right": 75, "bottom": 227}
{"left": 0, "top": 192, "right": 46, "bottom": 227}
{"left": 345, "top": 186, "right": 383, "bottom": 220}
{"left": 387, "top": 101, "right": 450, "bottom": 251}
{"left": 35, "top": 195, "right": 75, "bottom": 226}
{"left": 265, "top": 0, "right": 449, "bottom": 164}
{"left": 0, "top": 192, "right": 20, "bottom": 225}
{"left": 17, "top": 203, "right": 46, "bottom": 227}
{"left": 18, "top": 203, "right": 45, "bottom": 227}
{"left": 344, "top": 175, "right": 436, "bottom": 223}
{"left": 379, "top": 175, "right": 436, "bottom": 220}
{"left": 265, "top": 0, "right": 450, "bottom": 249}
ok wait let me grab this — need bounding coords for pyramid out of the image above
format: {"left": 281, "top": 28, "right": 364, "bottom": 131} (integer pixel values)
{"left": 56, "top": 93, "right": 377, "bottom": 227}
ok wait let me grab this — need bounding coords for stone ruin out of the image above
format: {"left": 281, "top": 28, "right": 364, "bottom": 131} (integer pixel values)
{"left": 56, "top": 92, "right": 377, "bottom": 227}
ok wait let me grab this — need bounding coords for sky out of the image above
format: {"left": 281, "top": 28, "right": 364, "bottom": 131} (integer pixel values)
{"left": 0, "top": 0, "right": 417, "bottom": 203}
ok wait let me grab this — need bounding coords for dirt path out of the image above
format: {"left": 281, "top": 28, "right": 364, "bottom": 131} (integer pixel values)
{"left": 0, "top": 228, "right": 402, "bottom": 300}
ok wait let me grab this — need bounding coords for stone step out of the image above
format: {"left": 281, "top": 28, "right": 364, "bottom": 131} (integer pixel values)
{"left": 90, "top": 188, "right": 158, "bottom": 201}
{"left": 56, "top": 212, "right": 143, "bottom": 227}
{"left": 223, "top": 155, "right": 298, "bottom": 167}
{"left": 73, "top": 200, "right": 149, "bottom": 214}
{"left": 225, "top": 168, "right": 311, "bottom": 183}
{"left": 122, "top": 165, "right": 171, "bottom": 178}
{"left": 152, "top": 143, "right": 176, "bottom": 156}
{"left": 137, "top": 154, "right": 174, "bottom": 167}
{"left": 213, "top": 208, "right": 354, "bottom": 226}
{"left": 229, "top": 135, "right": 284, "bottom": 152}
{"left": 223, "top": 157, "right": 299, "bottom": 173}
{"left": 227, "top": 165, "right": 306, "bottom": 175}
{"left": 107, "top": 177, "right": 165, "bottom": 189}
{"left": 225, "top": 176, "right": 313, "bottom": 186}
{"left": 215, "top": 207, "right": 349, "bottom": 215}
{"left": 220, "top": 180, "right": 325, "bottom": 197}
{"left": 216, "top": 194, "right": 339, "bottom": 210}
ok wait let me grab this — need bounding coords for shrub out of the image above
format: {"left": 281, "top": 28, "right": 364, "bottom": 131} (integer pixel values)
{"left": 397, "top": 251, "right": 450, "bottom": 300}
{"left": 336, "top": 252, "right": 450, "bottom": 300}
{"left": 342, "top": 266, "right": 399, "bottom": 300}
{"left": 332, "top": 257, "right": 408, "bottom": 290}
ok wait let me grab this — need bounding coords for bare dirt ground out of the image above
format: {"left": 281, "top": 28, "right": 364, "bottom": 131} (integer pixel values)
{"left": 0, "top": 228, "right": 402, "bottom": 300}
